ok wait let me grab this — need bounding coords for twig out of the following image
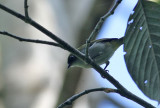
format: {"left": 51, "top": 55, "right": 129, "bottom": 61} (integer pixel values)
{"left": 57, "top": 88, "right": 118, "bottom": 108}
{"left": 0, "top": 3, "right": 73, "bottom": 52}
{"left": 24, "top": 0, "right": 30, "bottom": 22}
{"left": 0, "top": 3, "right": 156, "bottom": 108}
{"left": 85, "top": 0, "right": 122, "bottom": 58}
{"left": 0, "top": 31, "right": 64, "bottom": 49}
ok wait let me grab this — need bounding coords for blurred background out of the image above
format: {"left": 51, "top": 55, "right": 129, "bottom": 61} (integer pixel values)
{"left": 0, "top": 0, "right": 159, "bottom": 108}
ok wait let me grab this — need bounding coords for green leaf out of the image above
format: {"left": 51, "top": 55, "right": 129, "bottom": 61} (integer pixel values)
{"left": 124, "top": 0, "right": 160, "bottom": 102}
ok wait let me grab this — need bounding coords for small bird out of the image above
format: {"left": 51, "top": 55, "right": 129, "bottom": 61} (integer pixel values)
{"left": 67, "top": 37, "right": 124, "bottom": 68}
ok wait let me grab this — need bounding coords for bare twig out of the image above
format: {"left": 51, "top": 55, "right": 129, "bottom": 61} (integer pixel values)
{"left": 24, "top": 0, "right": 30, "bottom": 22}
{"left": 0, "top": 4, "right": 73, "bottom": 52}
{"left": 0, "top": 31, "right": 64, "bottom": 49}
{"left": 57, "top": 88, "right": 118, "bottom": 108}
{"left": 85, "top": 0, "right": 122, "bottom": 58}
{"left": 0, "top": 3, "right": 156, "bottom": 108}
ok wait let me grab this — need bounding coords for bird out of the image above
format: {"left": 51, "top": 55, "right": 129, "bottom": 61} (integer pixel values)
{"left": 67, "top": 37, "right": 124, "bottom": 69}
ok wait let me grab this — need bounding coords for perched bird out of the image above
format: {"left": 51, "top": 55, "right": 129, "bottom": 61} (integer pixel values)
{"left": 67, "top": 37, "right": 124, "bottom": 68}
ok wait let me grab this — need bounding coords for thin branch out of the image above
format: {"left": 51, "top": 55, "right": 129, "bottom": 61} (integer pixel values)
{"left": 57, "top": 88, "right": 118, "bottom": 108}
{"left": 0, "top": 3, "right": 72, "bottom": 51}
{"left": 24, "top": 0, "right": 30, "bottom": 22}
{"left": 0, "top": 31, "right": 64, "bottom": 49}
{"left": 0, "top": 3, "right": 156, "bottom": 108}
{"left": 85, "top": 0, "right": 122, "bottom": 58}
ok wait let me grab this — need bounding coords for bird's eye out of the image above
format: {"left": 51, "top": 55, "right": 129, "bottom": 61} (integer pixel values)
{"left": 68, "top": 55, "right": 76, "bottom": 64}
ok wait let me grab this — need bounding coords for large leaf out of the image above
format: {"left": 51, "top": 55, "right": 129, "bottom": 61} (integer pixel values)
{"left": 124, "top": 0, "right": 160, "bottom": 102}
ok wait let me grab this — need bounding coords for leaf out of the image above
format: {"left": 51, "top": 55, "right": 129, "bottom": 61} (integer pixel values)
{"left": 124, "top": 0, "right": 160, "bottom": 102}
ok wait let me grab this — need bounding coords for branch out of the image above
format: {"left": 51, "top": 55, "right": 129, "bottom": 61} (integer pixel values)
{"left": 0, "top": 3, "right": 155, "bottom": 108}
{"left": 85, "top": 0, "right": 122, "bottom": 58}
{"left": 24, "top": 0, "right": 30, "bottom": 22}
{"left": 0, "top": 31, "right": 64, "bottom": 49}
{"left": 57, "top": 88, "right": 118, "bottom": 108}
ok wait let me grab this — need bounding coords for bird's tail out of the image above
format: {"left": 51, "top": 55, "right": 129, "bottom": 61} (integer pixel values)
{"left": 111, "top": 36, "right": 124, "bottom": 51}
{"left": 118, "top": 36, "right": 124, "bottom": 45}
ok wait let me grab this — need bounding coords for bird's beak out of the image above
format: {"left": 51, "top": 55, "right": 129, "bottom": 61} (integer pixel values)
{"left": 68, "top": 64, "right": 71, "bottom": 68}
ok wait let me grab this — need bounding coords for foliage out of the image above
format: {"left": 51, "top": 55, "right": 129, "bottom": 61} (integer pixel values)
{"left": 124, "top": 0, "right": 160, "bottom": 102}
